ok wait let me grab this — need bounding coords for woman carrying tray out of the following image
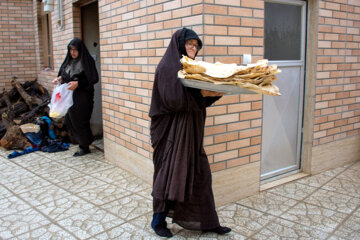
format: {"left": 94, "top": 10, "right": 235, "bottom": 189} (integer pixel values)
{"left": 149, "top": 27, "right": 231, "bottom": 238}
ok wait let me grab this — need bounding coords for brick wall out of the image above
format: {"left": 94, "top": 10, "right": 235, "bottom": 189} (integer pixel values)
{"left": 34, "top": 0, "right": 83, "bottom": 92}
{"left": 202, "top": 0, "right": 264, "bottom": 171}
{"left": 314, "top": 0, "right": 360, "bottom": 146}
{"left": 99, "top": 0, "right": 265, "bottom": 172}
{"left": 26, "top": 0, "right": 359, "bottom": 172}
{"left": 0, "top": 0, "right": 37, "bottom": 89}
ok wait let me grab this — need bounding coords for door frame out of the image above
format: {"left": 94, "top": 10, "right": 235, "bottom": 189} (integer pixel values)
{"left": 261, "top": 0, "right": 307, "bottom": 181}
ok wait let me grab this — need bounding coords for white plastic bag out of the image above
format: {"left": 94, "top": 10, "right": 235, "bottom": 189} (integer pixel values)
{"left": 48, "top": 83, "right": 73, "bottom": 119}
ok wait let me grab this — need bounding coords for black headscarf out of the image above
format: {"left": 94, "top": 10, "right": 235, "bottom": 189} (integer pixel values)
{"left": 179, "top": 28, "right": 203, "bottom": 58}
{"left": 149, "top": 28, "right": 205, "bottom": 117}
{"left": 58, "top": 38, "right": 98, "bottom": 85}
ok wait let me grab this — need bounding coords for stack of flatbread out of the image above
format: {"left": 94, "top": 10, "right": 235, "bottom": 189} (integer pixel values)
{"left": 178, "top": 56, "right": 281, "bottom": 96}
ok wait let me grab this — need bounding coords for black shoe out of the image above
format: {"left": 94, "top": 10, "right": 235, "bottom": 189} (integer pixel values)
{"left": 204, "top": 226, "right": 231, "bottom": 235}
{"left": 73, "top": 148, "right": 90, "bottom": 157}
{"left": 153, "top": 226, "right": 173, "bottom": 238}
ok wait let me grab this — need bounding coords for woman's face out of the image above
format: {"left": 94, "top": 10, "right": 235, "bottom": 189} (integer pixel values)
{"left": 185, "top": 39, "right": 199, "bottom": 59}
{"left": 69, "top": 46, "right": 79, "bottom": 59}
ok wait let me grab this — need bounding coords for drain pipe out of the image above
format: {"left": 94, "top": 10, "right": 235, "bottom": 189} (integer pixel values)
{"left": 58, "top": 0, "right": 63, "bottom": 29}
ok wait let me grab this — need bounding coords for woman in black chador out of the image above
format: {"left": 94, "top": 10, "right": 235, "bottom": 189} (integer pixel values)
{"left": 149, "top": 28, "right": 231, "bottom": 238}
{"left": 55, "top": 38, "right": 98, "bottom": 156}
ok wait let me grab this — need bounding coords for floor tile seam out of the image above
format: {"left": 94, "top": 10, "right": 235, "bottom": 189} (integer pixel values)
{"left": 0, "top": 184, "right": 13, "bottom": 199}
{"left": 132, "top": 188, "right": 153, "bottom": 199}
{"left": 24, "top": 164, "right": 87, "bottom": 178}
{"left": 318, "top": 183, "right": 360, "bottom": 199}
{"left": 234, "top": 202, "right": 292, "bottom": 219}
{"left": 96, "top": 192, "right": 153, "bottom": 214}
{"left": 22, "top": 175, "right": 120, "bottom": 214}
{"left": 343, "top": 163, "right": 360, "bottom": 173}
{"left": 275, "top": 200, "right": 350, "bottom": 234}
{"left": 274, "top": 212, "right": 338, "bottom": 235}
{"left": 84, "top": 171, "right": 136, "bottom": 188}
{"left": 0, "top": 184, "right": 34, "bottom": 217}
{"left": 8, "top": 222, "right": 81, "bottom": 240}
{"left": 3, "top": 155, "right": 52, "bottom": 180}
{"left": 325, "top": 233, "right": 352, "bottom": 240}
{"left": 49, "top": 173, "right": 111, "bottom": 190}
{"left": 125, "top": 211, "right": 164, "bottom": 232}
{"left": 89, "top": 191, "right": 135, "bottom": 207}
{"left": 82, "top": 222, "right": 128, "bottom": 240}
{"left": 30, "top": 199, "right": 130, "bottom": 232}
{"left": 84, "top": 218, "right": 158, "bottom": 239}
{"left": 295, "top": 174, "right": 337, "bottom": 189}
{"left": 52, "top": 156, "right": 135, "bottom": 183}
{"left": 29, "top": 171, "right": 147, "bottom": 212}
{"left": 299, "top": 185, "right": 360, "bottom": 213}
{"left": 287, "top": 197, "right": 350, "bottom": 216}
{"left": 249, "top": 220, "right": 331, "bottom": 240}
{"left": 301, "top": 198, "right": 360, "bottom": 216}
{"left": 344, "top": 161, "right": 360, "bottom": 170}
{"left": 0, "top": 177, "right": 53, "bottom": 198}
{"left": 63, "top": 163, "right": 115, "bottom": 175}
{"left": 247, "top": 219, "right": 274, "bottom": 239}
{"left": 263, "top": 184, "right": 319, "bottom": 203}
{"left": 3, "top": 156, "right": 86, "bottom": 187}
{"left": 235, "top": 200, "right": 334, "bottom": 238}
{"left": 4, "top": 156, "right": 53, "bottom": 169}
{"left": 8, "top": 151, "right": 70, "bottom": 163}
{"left": 0, "top": 184, "right": 79, "bottom": 240}
{"left": 235, "top": 190, "right": 301, "bottom": 206}
{"left": 323, "top": 205, "right": 360, "bottom": 239}
{"left": 298, "top": 165, "right": 351, "bottom": 189}
{"left": 53, "top": 156, "right": 102, "bottom": 167}
{"left": 230, "top": 202, "right": 296, "bottom": 239}
{"left": 70, "top": 191, "right": 153, "bottom": 223}
{"left": 44, "top": 149, "right": 103, "bottom": 162}
{"left": 333, "top": 174, "right": 360, "bottom": 183}
{"left": 3, "top": 165, "right": 102, "bottom": 197}
{"left": 1, "top": 176, "right": 56, "bottom": 207}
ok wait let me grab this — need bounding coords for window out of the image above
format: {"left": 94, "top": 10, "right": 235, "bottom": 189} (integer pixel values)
{"left": 264, "top": 2, "right": 302, "bottom": 60}
{"left": 39, "top": 1, "right": 54, "bottom": 69}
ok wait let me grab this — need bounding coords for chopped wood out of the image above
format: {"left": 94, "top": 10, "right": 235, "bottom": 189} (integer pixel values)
{"left": 11, "top": 77, "right": 42, "bottom": 108}
{"left": 0, "top": 76, "right": 57, "bottom": 150}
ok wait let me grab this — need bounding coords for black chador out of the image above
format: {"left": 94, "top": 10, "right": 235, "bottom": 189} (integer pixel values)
{"left": 149, "top": 28, "right": 230, "bottom": 236}
{"left": 58, "top": 38, "right": 98, "bottom": 155}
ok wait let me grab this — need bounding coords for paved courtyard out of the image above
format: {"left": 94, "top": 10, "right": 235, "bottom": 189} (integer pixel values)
{"left": 0, "top": 145, "right": 359, "bottom": 239}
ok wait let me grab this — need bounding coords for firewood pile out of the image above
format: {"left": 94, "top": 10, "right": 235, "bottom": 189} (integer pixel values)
{"left": 0, "top": 77, "right": 53, "bottom": 150}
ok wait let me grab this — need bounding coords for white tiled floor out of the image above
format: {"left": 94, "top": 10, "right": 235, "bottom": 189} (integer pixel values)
{"left": 0, "top": 145, "right": 359, "bottom": 239}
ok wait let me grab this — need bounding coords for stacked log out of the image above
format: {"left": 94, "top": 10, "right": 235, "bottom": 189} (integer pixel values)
{"left": 0, "top": 77, "right": 51, "bottom": 150}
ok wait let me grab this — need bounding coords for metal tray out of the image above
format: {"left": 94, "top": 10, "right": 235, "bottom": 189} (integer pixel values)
{"left": 179, "top": 77, "right": 257, "bottom": 95}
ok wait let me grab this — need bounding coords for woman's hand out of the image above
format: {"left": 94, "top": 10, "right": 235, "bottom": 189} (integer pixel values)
{"left": 52, "top": 76, "right": 62, "bottom": 84}
{"left": 201, "top": 90, "right": 224, "bottom": 97}
{"left": 67, "top": 81, "right": 78, "bottom": 91}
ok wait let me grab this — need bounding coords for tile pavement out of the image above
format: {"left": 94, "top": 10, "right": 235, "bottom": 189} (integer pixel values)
{"left": 0, "top": 145, "right": 359, "bottom": 239}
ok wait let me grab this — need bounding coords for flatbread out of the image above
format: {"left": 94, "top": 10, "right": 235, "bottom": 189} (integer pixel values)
{"left": 181, "top": 56, "right": 246, "bottom": 78}
{"left": 179, "top": 56, "right": 282, "bottom": 96}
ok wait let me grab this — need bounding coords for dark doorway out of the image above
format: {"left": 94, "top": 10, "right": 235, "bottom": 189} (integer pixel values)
{"left": 81, "top": 1, "right": 103, "bottom": 150}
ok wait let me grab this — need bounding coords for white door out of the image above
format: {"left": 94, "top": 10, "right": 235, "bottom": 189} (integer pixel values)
{"left": 261, "top": 0, "right": 306, "bottom": 180}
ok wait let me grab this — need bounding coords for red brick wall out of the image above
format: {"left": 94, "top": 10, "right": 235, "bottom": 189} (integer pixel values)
{"left": 314, "top": 0, "right": 360, "bottom": 145}
{"left": 25, "top": 0, "right": 359, "bottom": 172}
{"left": 0, "top": 0, "right": 37, "bottom": 89}
{"left": 99, "top": 0, "right": 265, "bottom": 171}
{"left": 202, "top": 0, "right": 264, "bottom": 171}
{"left": 34, "top": 0, "right": 83, "bottom": 92}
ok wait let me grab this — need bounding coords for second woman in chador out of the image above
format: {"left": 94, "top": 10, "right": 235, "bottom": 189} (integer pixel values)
{"left": 55, "top": 38, "right": 98, "bottom": 156}
{"left": 149, "top": 28, "right": 231, "bottom": 238}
